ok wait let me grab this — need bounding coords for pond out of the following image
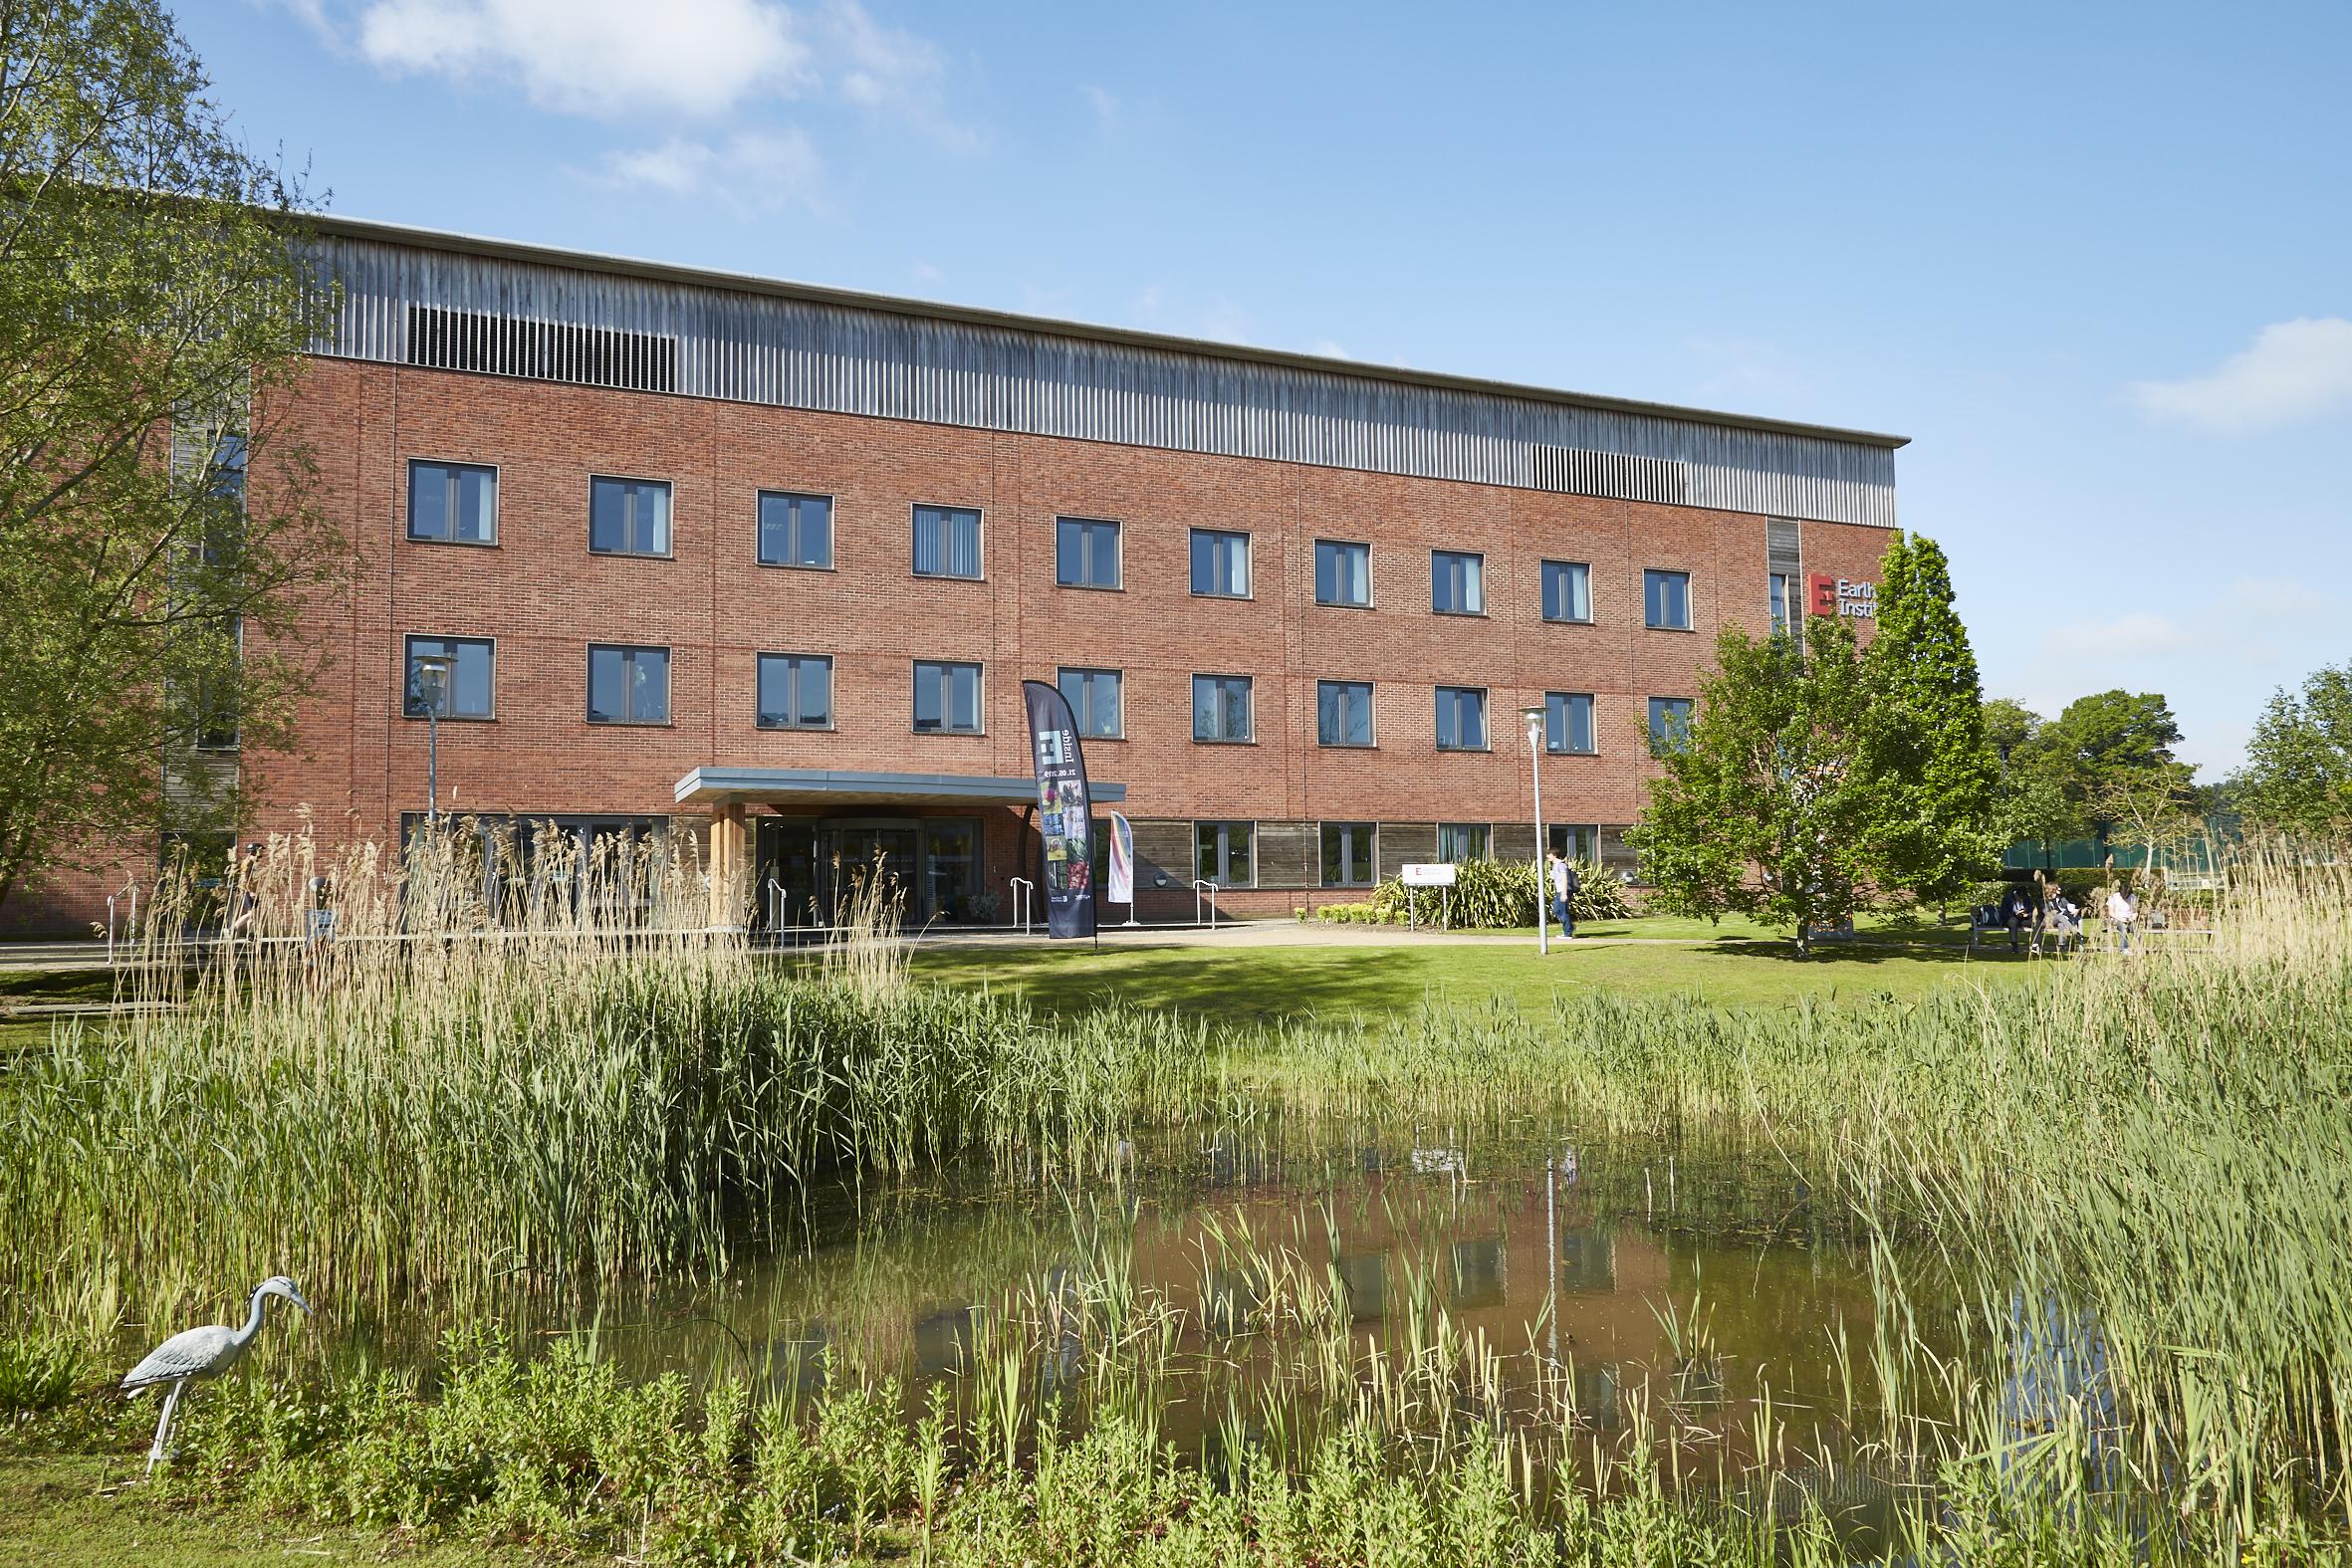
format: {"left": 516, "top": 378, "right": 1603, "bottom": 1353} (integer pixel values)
{"left": 318, "top": 1119, "right": 1964, "bottom": 1550}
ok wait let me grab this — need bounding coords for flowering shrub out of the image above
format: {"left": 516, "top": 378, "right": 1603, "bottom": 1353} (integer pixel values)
{"left": 1314, "top": 859, "right": 1628, "bottom": 929}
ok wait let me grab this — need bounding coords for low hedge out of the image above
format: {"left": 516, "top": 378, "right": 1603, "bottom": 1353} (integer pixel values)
{"left": 1314, "top": 858, "right": 1629, "bottom": 929}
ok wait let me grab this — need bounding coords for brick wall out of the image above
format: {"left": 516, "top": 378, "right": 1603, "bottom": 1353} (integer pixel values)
{"left": 3, "top": 354, "right": 1895, "bottom": 933}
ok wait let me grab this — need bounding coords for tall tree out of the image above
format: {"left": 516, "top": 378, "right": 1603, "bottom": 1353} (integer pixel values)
{"left": 1981, "top": 697, "right": 2075, "bottom": 870}
{"left": 2233, "top": 663, "right": 2352, "bottom": 836}
{"left": 0, "top": 0, "right": 344, "bottom": 911}
{"left": 1627, "top": 616, "right": 1879, "bottom": 956}
{"left": 2037, "top": 689, "right": 2199, "bottom": 853}
{"left": 1863, "top": 533, "right": 1998, "bottom": 905}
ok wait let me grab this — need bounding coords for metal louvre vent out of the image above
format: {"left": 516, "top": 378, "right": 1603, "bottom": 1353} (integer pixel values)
{"left": 1529, "top": 444, "right": 1690, "bottom": 506}
{"left": 1766, "top": 518, "right": 1802, "bottom": 573}
{"left": 404, "top": 305, "right": 678, "bottom": 393}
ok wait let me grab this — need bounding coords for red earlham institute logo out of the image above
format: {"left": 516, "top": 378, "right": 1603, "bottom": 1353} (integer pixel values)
{"left": 1808, "top": 573, "right": 1878, "bottom": 618}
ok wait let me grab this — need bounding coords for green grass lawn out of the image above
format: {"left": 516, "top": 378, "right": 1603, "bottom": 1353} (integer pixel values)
{"left": 912, "top": 924, "right": 2047, "bottom": 1022}
{"left": 0, "top": 1453, "right": 526, "bottom": 1567}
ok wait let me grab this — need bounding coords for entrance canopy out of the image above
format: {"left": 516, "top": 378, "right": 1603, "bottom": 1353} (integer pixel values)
{"left": 673, "top": 766, "right": 1127, "bottom": 808}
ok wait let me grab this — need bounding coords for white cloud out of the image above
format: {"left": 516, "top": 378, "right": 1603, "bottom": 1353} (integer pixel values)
{"left": 591, "top": 130, "right": 823, "bottom": 216}
{"left": 2126, "top": 318, "right": 2352, "bottom": 433}
{"left": 1307, "top": 338, "right": 1351, "bottom": 360}
{"left": 819, "top": 0, "right": 976, "bottom": 149}
{"left": 1080, "top": 85, "right": 1118, "bottom": 126}
{"left": 356, "top": 0, "right": 811, "bottom": 119}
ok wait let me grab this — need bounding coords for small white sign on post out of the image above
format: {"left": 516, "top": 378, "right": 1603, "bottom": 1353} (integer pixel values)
{"left": 1400, "top": 862, "right": 1457, "bottom": 932}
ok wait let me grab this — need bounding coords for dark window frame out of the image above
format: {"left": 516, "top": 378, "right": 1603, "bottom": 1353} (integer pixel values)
{"left": 1545, "top": 690, "right": 1596, "bottom": 756}
{"left": 756, "top": 489, "right": 836, "bottom": 571}
{"left": 1191, "top": 673, "right": 1256, "bottom": 744}
{"left": 755, "top": 652, "right": 835, "bottom": 730}
{"left": 1188, "top": 528, "right": 1253, "bottom": 599}
{"left": 1648, "top": 696, "right": 1696, "bottom": 754}
{"left": 1313, "top": 538, "right": 1373, "bottom": 608}
{"left": 1315, "top": 678, "right": 1376, "bottom": 748}
{"left": 1435, "top": 684, "right": 1490, "bottom": 752}
{"left": 1431, "top": 549, "right": 1487, "bottom": 616}
{"left": 402, "top": 633, "right": 498, "bottom": 722}
{"left": 912, "top": 658, "right": 985, "bottom": 735}
{"left": 1055, "top": 517, "right": 1123, "bottom": 590}
{"left": 588, "top": 474, "right": 675, "bottom": 560}
{"left": 1541, "top": 559, "right": 1593, "bottom": 624}
{"left": 1058, "top": 665, "right": 1125, "bottom": 739}
{"left": 586, "top": 642, "right": 672, "bottom": 726}
{"left": 405, "top": 458, "right": 500, "bottom": 547}
{"left": 1643, "top": 568, "right": 1693, "bottom": 631}
{"left": 1195, "top": 819, "right": 1257, "bottom": 888}
{"left": 1319, "top": 820, "right": 1378, "bottom": 888}
{"left": 911, "top": 503, "right": 986, "bottom": 580}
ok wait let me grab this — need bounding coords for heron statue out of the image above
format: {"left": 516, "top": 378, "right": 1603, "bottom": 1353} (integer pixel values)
{"left": 120, "top": 1275, "right": 311, "bottom": 1474}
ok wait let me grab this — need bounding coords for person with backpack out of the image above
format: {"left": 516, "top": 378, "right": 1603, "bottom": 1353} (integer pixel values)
{"left": 1547, "top": 849, "right": 1579, "bottom": 941}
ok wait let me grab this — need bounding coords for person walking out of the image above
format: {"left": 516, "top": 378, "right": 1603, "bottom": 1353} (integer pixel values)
{"left": 1547, "top": 849, "right": 1578, "bottom": 942}
{"left": 2105, "top": 884, "right": 2138, "bottom": 956}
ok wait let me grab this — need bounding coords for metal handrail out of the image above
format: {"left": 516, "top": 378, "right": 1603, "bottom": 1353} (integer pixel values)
{"left": 1193, "top": 879, "right": 1218, "bottom": 929}
{"left": 1009, "top": 877, "right": 1035, "bottom": 936}
{"left": 764, "top": 877, "right": 785, "bottom": 936}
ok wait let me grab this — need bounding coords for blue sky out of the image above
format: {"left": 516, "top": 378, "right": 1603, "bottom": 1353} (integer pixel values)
{"left": 186, "top": 0, "right": 2352, "bottom": 777}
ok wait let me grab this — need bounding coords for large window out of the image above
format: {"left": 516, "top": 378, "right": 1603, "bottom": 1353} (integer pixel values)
{"left": 1314, "top": 540, "right": 1371, "bottom": 607}
{"left": 1549, "top": 823, "right": 1600, "bottom": 863}
{"left": 1542, "top": 560, "right": 1591, "bottom": 623}
{"left": 912, "top": 505, "right": 983, "bottom": 579}
{"left": 1435, "top": 685, "right": 1488, "bottom": 751}
{"left": 1056, "top": 518, "right": 1121, "bottom": 589}
{"left": 1196, "top": 820, "right": 1255, "bottom": 887}
{"left": 1192, "top": 674, "right": 1254, "bottom": 743}
{"left": 758, "top": 491, "right": 832, "bottom": 568}
{"left": 1768, "top": 571, "right": 1795, "bottom": 634}
{"left": 1648, "top": 696, "right": 1695, "bottom": 753}
{"left": 1189, "top": 528, "right": 1251, "bottom": 597}
{"left": 1545, "top": 691, "right": 1595, "bottom": 755}
{"left": 1321, "top": 821, "right": 1376, "bottom": 887}
{"left": 588, "top": 644, "right": 669, "bottom": 724}
{"left": 1058, "top": 667, "right": 1123, "bottom": 739}
{"left": 913, "top": 659, "right": 983, "bottom": 733}
{"left": 403, "top": 635, "right": 495, "bottom": 720}
{"left": 1644, "top": 569, "right": 1692, "bottom": 630}
{"left": 1432, "top": 550, "right": 1485, "bottom": 614}
{"left": 757, "top": 653, "right": 832, "bottom": 729}
{"left": 1437, "top": 822, "right": 1491, "bottom": 862}
{"left": 589, "top": 476, "right": 672, "bottom": 557}
{"left": 407, "top": 460, "right": 497, "bottom": 545}
{"left": 1316, "top": 679, "right": 1374, "bottom": 747}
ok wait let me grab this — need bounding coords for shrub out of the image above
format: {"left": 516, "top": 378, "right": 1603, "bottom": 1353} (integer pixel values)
{"left": 0, "top": 1333, "right": 80, "bottom": 1417}
{"left": 1311, "top": 860, "right": 1628, "bottom": 929}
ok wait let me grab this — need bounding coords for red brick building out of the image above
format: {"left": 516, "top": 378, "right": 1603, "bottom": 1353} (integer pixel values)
{"left": 3, "top": 216, "right": 1905, "bottom": 934}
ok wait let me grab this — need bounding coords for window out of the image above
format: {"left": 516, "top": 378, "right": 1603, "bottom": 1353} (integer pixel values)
{"left": 913, "top": 659, "right": 983, "bottom": 733}
{"left": 1435, "top": 685, "right": 1488, "bottom": 751}
{"left": 1189, "top": 529, "right": 1250, "bottom": 597}
{"left": 1644, "top": 569, "right": 1692, "bottom": 630}
{"left": 913, "top": 505, "right": 983, "bottom": 578}
{"left": 1545, "top": 691, "right": 1595, "bottom": 755}
{"left": 756, "top": 654, "right": 832, "bottom": 729}
{"left": 1316, "top": 680, "right": 1374, "bottom": 747}
{"left": 1192, "top": 674, "right": 1254, "bottom": 742}
{"left": 588, "top": 644, "right": 669, "bottom": 724}
{"left": 407, "top": 460, "right": 497, "bottom": 545}
{"left": 1314, "top": 540, "right": 1371, "bottom": 606}
{"left": 1549, "top": 823, "right": 1601, "bottom": 864}
{"left": 758, "top": 491, "right": 832, "bottom": 568}
{"left": 1432, "top": 551, "right": 1485, "bottom": 614}
{"left": 404, "top": 635, "right": 495, "bottom": 720}
{"left": 1648, "top": 697, "right": 1695, "bottom": 753}
{"left": 1056, "top": 518, "right": 1121, "bottom": 588}
{"left": 1542, "top": 560, "right": 1592, "bottom": 623}
{"left": 1768, "top": 571, "right": 1795, "bottom": 634}
{"left": 589, "top": 476, "right": 671, "bottom": 557}
{"left": 1058, "top": 667, "right": 1123, "bottom": 739}
{"left": 1437, "top": 822, "right": 1491, "bottom": 862}
{"left": 1196, "top": 820, "right": 1255, "bottom": 887}
{"left": 1321, "top": 821, "right": 1376, "bottom": 887}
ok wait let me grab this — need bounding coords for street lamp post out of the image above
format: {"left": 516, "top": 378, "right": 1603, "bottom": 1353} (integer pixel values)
{"left": 414, "top": 653, "right": 455, "bottom": 833}
{"left": 1522, "top": 705, "right": 1547, "bottom": 957}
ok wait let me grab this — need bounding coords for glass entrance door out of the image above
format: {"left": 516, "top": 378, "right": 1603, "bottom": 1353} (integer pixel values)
{"left": 820, "top": 822, "right": 919, "bottom": 925}
{"left": 755, "top": 818, "right": 820, "bottom": 931}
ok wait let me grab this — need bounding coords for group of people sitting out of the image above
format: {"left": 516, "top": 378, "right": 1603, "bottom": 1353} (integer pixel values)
{"left": 1985, "top": 882, "right": 2143, "bottom": 956}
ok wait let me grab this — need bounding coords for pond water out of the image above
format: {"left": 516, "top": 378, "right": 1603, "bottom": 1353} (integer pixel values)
{"left": 317, "top": 1120, "right": 1963, "bottom": 1547}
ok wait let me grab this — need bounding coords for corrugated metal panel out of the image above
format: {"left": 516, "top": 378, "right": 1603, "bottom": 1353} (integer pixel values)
{"left": 311, "top": 235, "right": 1897, "bottom": 529}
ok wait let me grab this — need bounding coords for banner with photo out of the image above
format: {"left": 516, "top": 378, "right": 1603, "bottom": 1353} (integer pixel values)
{"left": 1021, "top": 679, "right": 1097, "bottom": 940}
{"left": 1107, "top": 810, "right": 1135, "bottom": 907}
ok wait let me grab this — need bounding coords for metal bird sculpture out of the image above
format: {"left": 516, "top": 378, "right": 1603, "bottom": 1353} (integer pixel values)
{"left": 120, "top": 1275, "right": 311, "bottom": 1474}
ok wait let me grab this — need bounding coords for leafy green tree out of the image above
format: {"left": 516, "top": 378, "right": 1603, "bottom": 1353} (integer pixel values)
{"left": 1982, "top": 697, "right": 2077, "bottom": 869}
{"left": 0, "top": 0, "right": 344, "bottom": 912}
{"left": 1863, "top": 534, "right": 1998, "bottom": 905}
{"left": 1628, "top": 617, "right": 1880, "bottom": 956}
{"left": 2036, "top": 690, "right": 2198, "bottom": 856}
{"left": 2233, "top": 664, "right": 2352, "bottom": 836}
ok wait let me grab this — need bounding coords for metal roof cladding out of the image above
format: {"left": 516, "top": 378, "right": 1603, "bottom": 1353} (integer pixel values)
{"left": 297, "top": 212, "right": 1909, "bottom": 528}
